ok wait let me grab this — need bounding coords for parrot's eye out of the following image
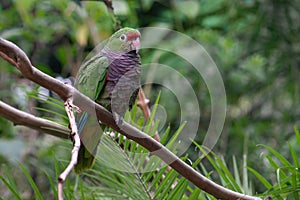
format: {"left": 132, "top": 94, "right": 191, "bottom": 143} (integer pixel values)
{"left": 119, "top": 34, "right": 127, "bottom": 41}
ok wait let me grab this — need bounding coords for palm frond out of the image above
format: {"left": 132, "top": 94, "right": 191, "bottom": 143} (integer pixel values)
{"left": 249, "top": 126, "right": 300, "bottom": 199}
{"left": 5, "top": 90, "right": 299, "bottom": 199}
{"left": 28, "top": 90, "right": 68, "bottom": 126}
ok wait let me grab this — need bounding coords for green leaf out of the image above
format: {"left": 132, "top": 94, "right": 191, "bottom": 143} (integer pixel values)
{"left": 248, "top": 167, "right": 272, "bottom": 189}
{"left": 2, "top": 164, "right": 19, "bottom": 193}
{"left": 288, "top": 142, "right": 299, "bottom": 168}
{"left": 18, "top": 163, "right": 44, "bottom": 200}
{"left": 154, "top": 169, "right": 177, "bottom": 199}
{"left": 144, "top": 90, "right": 161, "bottom": 134}
{"left": 188, "top": 187, "right": 201, "bottom": 200}
{"left": 166, "top": 121, "right": 187, "bottom": 151}
{"left": 232, "top": 156, "right": 242, "bottom": 190}
{"left": 0, "top": 165, "right": 22, "bottom": 200}
{"left": 28, "top": 91, "right": 65, "bottom": 110}
{"left": 43, "top": 170, "right": 58, "bottom": 200}
{"left": 195, "top": 144, "right": 243, "bottom": 192}
{"left": 34, "top": 107, "right": 68, "bottom": 121}
{"left": 168, "top": 178, "right": 188, "bottom": 199}
{"left": 149, "top": 166, "right": 168, "bottom": 190}
{"left": 160, "top": 125, "right": 171, "bottom": 144}
{"left": 0, "top": 176, "right": 22, "bottom": 200}
{"left": 258, "top": 144, "right": 292, "bottom": 167}
{"left": 294, "top": 125, "right": 300, "bottom": 147}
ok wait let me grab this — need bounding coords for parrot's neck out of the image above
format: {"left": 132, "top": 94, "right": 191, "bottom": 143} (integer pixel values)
{"left": 101, "top": 48, "right": 139, "bottom": 60}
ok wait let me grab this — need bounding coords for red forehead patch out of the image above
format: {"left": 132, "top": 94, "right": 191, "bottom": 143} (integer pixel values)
{"left": 126, "top": 31, "right": 140, "bottom": 40}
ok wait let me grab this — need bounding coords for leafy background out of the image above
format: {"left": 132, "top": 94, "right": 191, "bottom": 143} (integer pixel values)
{"left": 0, "top": 0, "right": 299, "bottom": 199}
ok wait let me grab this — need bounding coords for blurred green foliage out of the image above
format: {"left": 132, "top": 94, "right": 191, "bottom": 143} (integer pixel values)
{"left": 0, "top": 0, "right": 300, "bottom": 198}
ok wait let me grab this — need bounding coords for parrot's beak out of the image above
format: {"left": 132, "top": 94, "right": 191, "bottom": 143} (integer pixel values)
{"left": 131, "top": 37, "right": 140, "bottom": 53}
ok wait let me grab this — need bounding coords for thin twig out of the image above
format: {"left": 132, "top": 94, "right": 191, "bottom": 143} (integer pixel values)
{"left": 0, "top": 37, "right": 262, "bottom": 200}
{"left": 57, "top": 98, "right": 81, "bottom": 200}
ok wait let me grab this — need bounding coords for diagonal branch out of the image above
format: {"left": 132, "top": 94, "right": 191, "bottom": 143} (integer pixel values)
{"left": 0, "top": 37, "right": 262, "bottom": 200}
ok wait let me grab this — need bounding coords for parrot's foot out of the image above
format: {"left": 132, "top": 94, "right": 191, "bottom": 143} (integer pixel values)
{"left": 113, "top": 112, "right": 124, "bottom": 126}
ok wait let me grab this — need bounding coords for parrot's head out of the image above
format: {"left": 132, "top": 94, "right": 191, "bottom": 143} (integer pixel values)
{"left": 105, "top": 27, "right": 141, "bottom": 54}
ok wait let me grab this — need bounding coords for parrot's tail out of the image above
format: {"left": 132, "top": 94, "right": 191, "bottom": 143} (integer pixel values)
{"left": 74, "top": 112, "right": 103, "bottom": 174}
{"left": 74, "top": 143, "right": 98, "bottom": 174}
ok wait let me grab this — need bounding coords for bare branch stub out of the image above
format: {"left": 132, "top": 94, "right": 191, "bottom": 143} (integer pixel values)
{"left": 137, "top": 88, "right": 151, "bottom": 120}
{"left": 137, "top": 88, "right": 160, "bottom": 141}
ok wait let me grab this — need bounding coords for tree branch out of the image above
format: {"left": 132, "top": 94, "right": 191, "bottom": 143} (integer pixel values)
{"left": 0, "top": 100, "right": 69, "bottom": 139}
{"left": 0, "top": 37, "right": 262, "bottom": 200}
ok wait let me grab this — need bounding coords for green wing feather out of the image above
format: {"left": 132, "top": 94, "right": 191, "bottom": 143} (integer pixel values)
{"left": 74, "top": 54, "right": 109, "bottom": 174}
{"left": 75, "top": 55, "right": 109, "bottom": 100}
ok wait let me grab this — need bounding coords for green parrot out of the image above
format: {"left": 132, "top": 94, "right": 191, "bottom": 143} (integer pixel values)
{"left": 74, "top": 27, "right": 141, "bottom": 173}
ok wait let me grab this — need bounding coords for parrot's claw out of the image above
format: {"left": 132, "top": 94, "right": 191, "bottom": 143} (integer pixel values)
{"left": 113, "top": 113, "right": 124, "bottom": 126}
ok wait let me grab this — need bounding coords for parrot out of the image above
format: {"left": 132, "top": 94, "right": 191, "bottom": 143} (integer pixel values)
{"left": 73, "top": 27, "right": 141, "bottom": 173}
